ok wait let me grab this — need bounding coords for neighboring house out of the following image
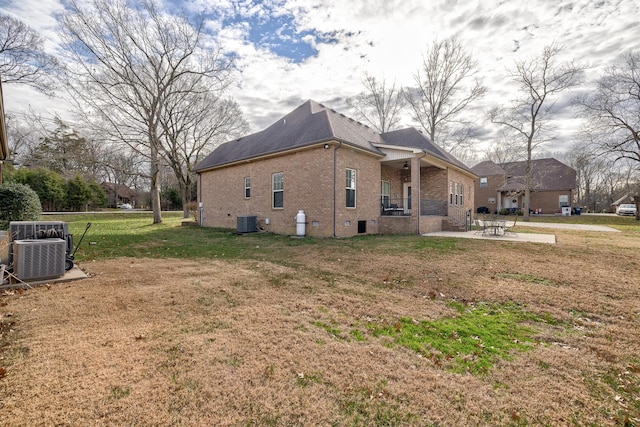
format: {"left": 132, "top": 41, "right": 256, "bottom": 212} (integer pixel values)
{"left": 101, "top": 182, "right": 136, "bottom": 208}
{"left": 194, "top": 100, "right": 477, "bottom": 237}
{"left": 471, "top": 158, "right": 577, "bottom": 214}
{"left": 0, "top": 81, "right": 8, "bottom": 185}
{"left": 610, "top": 194, "right": 634, "bottom": 212}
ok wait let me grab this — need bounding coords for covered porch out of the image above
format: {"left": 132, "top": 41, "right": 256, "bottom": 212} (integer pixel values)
{"left": 376, "top": 146, "right": 472, "bottom": 235}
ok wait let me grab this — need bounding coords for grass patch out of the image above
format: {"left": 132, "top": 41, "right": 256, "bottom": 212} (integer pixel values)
{"left": 340, "top": 380, "right": 418, "bottom": 426}
{"left": 594, "top": 361, "right": 640, "bottom": 425}
{"left": 107, "top": 384, "right": 131, "bottom": 400}
{"left": 312, "top": 321, "right": 344, "bottom": 340}
{"left": 368, "top": 302, "right": 545, "bottom": 375}
{"left": 46, "top": 213, "right": 476, "bottom": 265}
{"left": 496, "top": 272, "right": 557, "bottom": 286}
{"left": 295, "top": 372, "right": 322, "bottom": 388}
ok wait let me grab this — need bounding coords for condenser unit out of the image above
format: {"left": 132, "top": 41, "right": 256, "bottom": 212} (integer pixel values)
{"left": 9, "top": 221, "right": 68, "bottom": 241}
{"left": 13, "top": 239, "right": 66, "bottom": 281}
{"left": 237, "top": 215, "right": 257, "bottom": 233}
{"left": 8, "top": 221, "right": 69, "bottom": 264}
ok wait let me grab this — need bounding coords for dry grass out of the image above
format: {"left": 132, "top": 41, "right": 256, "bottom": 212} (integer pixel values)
{"left": 1, "top": 226, "right": 640, "bottom": 426}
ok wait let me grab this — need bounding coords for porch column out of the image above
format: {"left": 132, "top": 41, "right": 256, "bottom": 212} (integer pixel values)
{"left": 411, "top": 157, "right": 420, "bottom": 218}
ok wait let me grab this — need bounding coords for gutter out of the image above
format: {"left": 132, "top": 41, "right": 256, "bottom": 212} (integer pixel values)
{"left": 333, "top": 141, "right": 343, "bottom": 237}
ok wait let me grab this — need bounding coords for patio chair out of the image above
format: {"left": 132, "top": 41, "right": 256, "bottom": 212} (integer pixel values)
{"left": 474, "top": 217, "right": 485, "bottom": 234}
{"left": 503, "top": 216, "right": 518, "bottom": 235}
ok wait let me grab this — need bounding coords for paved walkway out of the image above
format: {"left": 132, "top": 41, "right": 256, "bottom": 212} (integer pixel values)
{"left": 423, "top": 230, "right": 557, "bottom": 244}
{"left": 423, "top": 221, "right": 619, "bottom": 244}
{"left": 513, "top": 222, "right": 620, "bottom": 232}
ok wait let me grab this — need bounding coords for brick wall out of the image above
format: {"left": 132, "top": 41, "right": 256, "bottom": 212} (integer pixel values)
{"left": 421, "top": 167, "right": 447, "bottom": 201}
{"left": 446, "top": 168, "right": 475, "bottom": 215}
{"left": 529, "top": 190, "right": 572, "bottom": 214}
{"left": 198, "top": 143, "right": 381, "bottom": 237}
{"left": 474, "top": 174, "right": 504, "bottom": 213}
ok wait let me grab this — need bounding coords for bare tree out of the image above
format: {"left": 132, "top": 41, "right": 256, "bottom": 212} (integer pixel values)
{"left": 0, "top": 14, "right": 59, "bottom": 93}
{"left": 159, "top": 88, "right": 248, "bottom": 218}
{"left": 580, "top": 51, "right": 640, "bottom": 166}
{"left": 563, "top": 142, "right": 603, "bottom": 211}
{"left": 59, "top": 0, "right": 236, "bottom": 224}
{"left": 406, "top": 37, "right": 486, "bottom": 152}
{"left": 347, "top": 73, "right": 405, "bottom": 133}
{"left": 490, "top": 44, "right": 585, "bottom": 220}
{"left": 4, "top": 112, "right": 40, "bottom": 166}
{"left": 484, "top": 130, "right": 528, "bottom": 164}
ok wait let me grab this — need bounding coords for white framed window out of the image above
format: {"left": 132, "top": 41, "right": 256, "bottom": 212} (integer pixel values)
{"left": 449, "top": 181, "right": 454, "bottom": 205}
{"left": 346, "top": 168, "right": 356, "bottom": 208}
{"left": 460, "top": 184, "right": 464, "bottom": 206}
{"left": 381, "top": 180, "right": 390, "bottom": 208}
{"left": 488, "top": 197, "right": 496, "bottom": 204}
{"left": 559, "top": 194, "right": 569, "bottom": 208}
{"left": 455, "top": 183, "right": 459, "bottom": 205}
{"left": 272, "top": 172, "right": 284, "bottom": 208}
{"left": 480, "top": 177, "right": 488, "bottom": 188}
{"left": 244, "top": 177, "right": 250, "bottom": 198}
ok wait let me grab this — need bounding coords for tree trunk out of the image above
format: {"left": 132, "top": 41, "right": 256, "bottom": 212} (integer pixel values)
{"left": 150, "top": 143, "right": 162, "bottom": 224}
{"left": 523, "top": 148, "right": 532, "bottom": 222}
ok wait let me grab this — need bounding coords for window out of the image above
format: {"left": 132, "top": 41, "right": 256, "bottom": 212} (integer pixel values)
{"left": 488, "top": 197, "right": 496, "bottom": 204}
{"left": 381, "top": 180, "right": 390, "bottom": 208}
{"left": 455, "top": 183, "right": 459, "bottom": 205}
{"left": 272, "top": 172, "right": 283, "bottom": 208}
{"left": 346, "top": 168, "right": 356, "bottom": 208}
{"left": 460, "top": 184, "right": 464, "bottom": 206}
{"left": 244, "top": 177, "right": 250, "bottom": 198}
{"left": 449, "top": 181, "right": 454, "bottom": 205}
{"left": 559, "top": 194, "right": 569, "bottom": 208}
{"left": 480, "top": 177, "right": 487, "bottom": 188}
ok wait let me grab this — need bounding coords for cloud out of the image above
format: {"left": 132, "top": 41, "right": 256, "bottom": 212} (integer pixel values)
{"left": 2, "top": 0, "right": 640, "bottom": 155}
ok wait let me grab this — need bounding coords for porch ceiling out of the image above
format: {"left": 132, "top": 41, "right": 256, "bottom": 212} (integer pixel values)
{"left": 381, "top": 157, "right": 446, "bottom": 170}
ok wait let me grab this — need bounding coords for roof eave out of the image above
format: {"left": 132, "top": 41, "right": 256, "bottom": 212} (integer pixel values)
{"left": 195, "top": 138, "right": 384, "bottom": 174}
{"left": 421, "top": 152, "right": 478, "bottom": 178}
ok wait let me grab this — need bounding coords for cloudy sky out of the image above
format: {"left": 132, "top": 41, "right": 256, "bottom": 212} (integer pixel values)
{"left": 2, "top": 0, "right": 640, "bottom": 155}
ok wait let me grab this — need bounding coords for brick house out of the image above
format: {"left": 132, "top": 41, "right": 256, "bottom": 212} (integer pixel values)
{"left": 471, "top": 158, "right": 577, "bottom": 215}
{"left": 101, "top": 182, "right": 136, "bottom": 208}
{"left": 194, "top": 100, "right": 477, "bottom": 237}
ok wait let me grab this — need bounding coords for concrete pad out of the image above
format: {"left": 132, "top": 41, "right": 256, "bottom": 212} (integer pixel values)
{"left": 423, "top": 230, "right": 556, "bottom": 244}
{"left": 1, "top": 265, "right": 87, "bottom": 290}
{"left": 513, "top": 222, "right": 620, "bottom": 232}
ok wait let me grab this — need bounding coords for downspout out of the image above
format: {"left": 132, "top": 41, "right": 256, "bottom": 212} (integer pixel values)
{"left": 333, "top": 141, "right": 343, "bottom": 237}
{"left": 416, "top": 151, "right": 428, "bottom": 235}
{"left": 197, "top": 172, "right": 203, "bottom": 226}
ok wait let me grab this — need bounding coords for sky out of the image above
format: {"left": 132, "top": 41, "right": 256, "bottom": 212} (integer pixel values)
{"left": 2, "top": 0, "right": 640, "bottom": 157}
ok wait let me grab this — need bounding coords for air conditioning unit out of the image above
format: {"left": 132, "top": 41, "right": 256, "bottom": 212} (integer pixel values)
{"left": 237, "top": 215, "right": 257, "bottom": 233}
{"left": 13, "top": 239, "right": 67, "bottom": 281}
{"left": 8, "top": 221, "right": 69, "bottom": 264}
{"left": 9, "top": 221, "right": 67, "bottom": 240}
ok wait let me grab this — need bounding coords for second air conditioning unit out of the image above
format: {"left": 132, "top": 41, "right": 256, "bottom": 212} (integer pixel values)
{"left": 13, "top": 239, "right": 67, "bottom": 281}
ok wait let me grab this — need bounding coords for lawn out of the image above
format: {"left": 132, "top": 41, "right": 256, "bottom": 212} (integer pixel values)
{"left": 1, "top": 213, "right": 639, "bottom": 426}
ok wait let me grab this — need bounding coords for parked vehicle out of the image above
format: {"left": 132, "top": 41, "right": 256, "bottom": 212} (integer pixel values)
{"left": 120, "top": 203, "right": 132, "bottom": 209}
{"left": 616, "top": 203, "right": 637, "bottom": 216}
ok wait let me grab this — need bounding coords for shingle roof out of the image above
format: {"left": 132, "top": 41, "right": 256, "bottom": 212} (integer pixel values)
{"left": 194, "top": 99, "right": 473, "bottom": 173}
{"left": 101, "top": 182, "right": 136, "bottom": 198}
{"left": 381, "top": 128, "right": 472, "bottom": 172}
{"left": 471, "top": 159, "right": 576, "bottom": 191}
{"left": 195, "top": 100, "right": 384, "bottom": 171}
{"left": 470, "top": 160, "right": 505, "bottom": 176}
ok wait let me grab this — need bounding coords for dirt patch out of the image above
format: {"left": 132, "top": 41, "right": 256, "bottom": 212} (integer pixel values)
{"left": 1, "top": 229, "right": 639, "bottom": 426}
